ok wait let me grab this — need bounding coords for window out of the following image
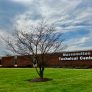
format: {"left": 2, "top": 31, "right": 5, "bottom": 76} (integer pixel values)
{"left": 0, "top": 60, "right": 1, "bottom": 65}
{"left": 14, "top": 60, "right": 17, "bottom": 65}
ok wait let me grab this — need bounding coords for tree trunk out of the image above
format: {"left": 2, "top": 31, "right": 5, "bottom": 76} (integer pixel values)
{"left": 39, "top": 67, "right": 44, "bottom": 79}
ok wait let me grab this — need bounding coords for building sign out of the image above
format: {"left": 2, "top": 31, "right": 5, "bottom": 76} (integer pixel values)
{"left": 59, "top": 51, "right": 92, "bottom": 61}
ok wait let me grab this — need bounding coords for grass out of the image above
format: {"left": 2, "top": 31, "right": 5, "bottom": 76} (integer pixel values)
{"left": 0, "top": 68, "right": 92, "bottom": 92}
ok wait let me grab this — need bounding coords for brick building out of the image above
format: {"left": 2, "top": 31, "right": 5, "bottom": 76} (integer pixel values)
{"left": 0, "top": 50, "right": 92, "bottom": 68}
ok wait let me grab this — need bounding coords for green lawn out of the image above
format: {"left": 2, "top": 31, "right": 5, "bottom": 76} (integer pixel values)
{"left": 0, "top": 68, "right": 92, "bottom": 92}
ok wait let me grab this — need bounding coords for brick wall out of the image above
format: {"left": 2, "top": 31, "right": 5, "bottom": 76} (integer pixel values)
{"left": 1, "top": 56, "right": 14, "bottom": 67}
{"left": 0, "top": 50, "right": 92, "bottom": 68}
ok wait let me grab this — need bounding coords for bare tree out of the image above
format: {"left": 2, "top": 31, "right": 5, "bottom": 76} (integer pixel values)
{"left": 2, "top": 21, "right": 64, "bottom": 79}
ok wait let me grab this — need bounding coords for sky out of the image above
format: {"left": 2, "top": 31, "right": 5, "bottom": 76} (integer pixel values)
{"left": 0, "top": 0, "right": 92, "bottom": 56}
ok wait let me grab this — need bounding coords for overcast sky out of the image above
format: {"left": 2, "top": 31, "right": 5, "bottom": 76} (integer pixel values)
{"left": 0, "top": 0, "right": 92, "bottom": 56}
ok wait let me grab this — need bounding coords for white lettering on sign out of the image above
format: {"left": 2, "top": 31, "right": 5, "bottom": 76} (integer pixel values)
{"left": 59, "top": 56, "right": 92, "bottom": 61}
{"left": 63, "top": 52, "right": 90, "bottom": 56}
{"left": 59, "top": 51, "right": 92, "bottom": 61}
{"left": 59, "top": 57, "right": 78, "bottom": 61}
{"left": 80, "top": 56, "right": 92, "bottom": 60}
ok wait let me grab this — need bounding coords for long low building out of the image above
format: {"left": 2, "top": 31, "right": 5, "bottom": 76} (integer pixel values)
{"left": 0, "top": 50, "right": 92, "bottom": 68}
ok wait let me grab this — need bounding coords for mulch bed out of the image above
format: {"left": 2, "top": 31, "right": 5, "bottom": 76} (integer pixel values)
{"left": 27, "top": 78, "right": 52, "bottom": 82}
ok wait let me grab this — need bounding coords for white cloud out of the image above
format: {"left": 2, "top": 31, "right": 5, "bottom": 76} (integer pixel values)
{"left": 11, "top": 0, "right": 92, "bottom": 28}
{"left": 39, "top": 0, "right": 82, "bottom": 20}
{"left": 13, "top": 0, "right": 83, "bottom": 31}
{"left": 11, "top": 0, "right": 33, "bottom": 3}
{"left": 64, "top": 36, "right": 91, "bottom": 51}
{"left": 0, "top": 30, "right": 11, "bottom": 55}
{"left": 3, "top": 0, "right": 90, "bottom": 52}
